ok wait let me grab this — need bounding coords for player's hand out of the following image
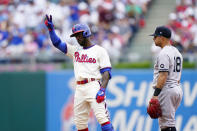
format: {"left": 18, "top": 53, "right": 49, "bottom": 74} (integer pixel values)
{"left": 45, "top": 14, "right": 54, "bottom": 31}
{"left": 96, "top": 87, "right": 106, "bottom": 103}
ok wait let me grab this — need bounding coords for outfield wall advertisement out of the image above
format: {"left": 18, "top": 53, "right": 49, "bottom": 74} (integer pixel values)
{"left": 46, "top": 70, "right": 197, "bottom": 131}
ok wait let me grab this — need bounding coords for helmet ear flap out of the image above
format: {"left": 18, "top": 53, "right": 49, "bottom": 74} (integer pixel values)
{"left": 83, "top": 31, "right": 88, "bottom": 37}
{"left": 83, "top": 29, "right": 91, "bottom": 37}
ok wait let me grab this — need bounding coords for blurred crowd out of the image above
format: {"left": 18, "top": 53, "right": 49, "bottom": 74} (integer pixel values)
{"left": 167, "top": 0, "right": 197, "bottom": 54}
{"left": 0, "top": 0, "right": 151, "bottom": 63}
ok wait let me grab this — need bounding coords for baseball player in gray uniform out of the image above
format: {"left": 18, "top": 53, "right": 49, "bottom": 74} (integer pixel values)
{"left": 45, "top": 15, "right": 114, "bottom": 131}
{"left": 147, "top": 26, "right": 183, "bottom": 131}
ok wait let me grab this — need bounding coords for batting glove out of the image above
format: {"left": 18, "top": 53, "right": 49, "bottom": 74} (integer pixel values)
{"left": 45, "top": 14, "right": 54, "bottom": 31}
{"left": 96, "top": 87, "right": 106, "bottom": 103}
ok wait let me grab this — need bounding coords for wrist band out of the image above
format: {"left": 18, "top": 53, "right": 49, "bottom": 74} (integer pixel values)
{"left": 153, "top": 88, "right": 162, "bottom": 96}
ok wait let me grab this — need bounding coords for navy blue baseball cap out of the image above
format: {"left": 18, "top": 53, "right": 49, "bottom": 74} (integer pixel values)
{"left": 150, "top": 26, "right": 171, "bottom": 39}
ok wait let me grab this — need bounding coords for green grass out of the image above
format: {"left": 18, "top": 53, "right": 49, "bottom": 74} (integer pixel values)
{"left": 114, "top": 61, "right": 196, "bottom": 69}
{"left": 183, "top": 61, "right": 196, "bottom": 68}
{"left": 61, "top": 61, "right": 196, "bottom": 69}
{"left": 113, "top": 61, "right": 152, "bottom": 69}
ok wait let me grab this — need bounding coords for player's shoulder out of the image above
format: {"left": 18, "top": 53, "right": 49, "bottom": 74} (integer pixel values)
{"left": 157, "top": 46, "right": 171, "bottom": 59}
{"left": 159, "top": 45, "right": 182, "bottom": 57}
{"left": 159, "top": 46, "right": 169, "bottom": 56}
{"left": 93, "top": 44, "right": 107, "bottom": 51}
{"left": 94, "top": 44, "right": 103, "bottom": 49}
{"left": 160, "top": 45, "right": 175, "bottom": 54}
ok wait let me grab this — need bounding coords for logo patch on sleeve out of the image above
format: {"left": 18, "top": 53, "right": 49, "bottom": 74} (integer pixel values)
{"left": 160, "top": 64, "right": 164, "bottom": 68}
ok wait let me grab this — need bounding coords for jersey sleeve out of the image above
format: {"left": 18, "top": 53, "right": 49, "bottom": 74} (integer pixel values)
{"left": 158, "top": 52, "right": 170, "bottom": 72}
{"left": 66, "top": 44, "right": 77, "bottom": 58}
{"left": 99, "top": 47, "right": 112, "bottom": 69}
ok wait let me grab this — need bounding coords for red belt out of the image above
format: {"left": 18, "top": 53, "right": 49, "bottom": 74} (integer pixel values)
{"left": 77, "top": 78, "right": 96, "bottom": 85}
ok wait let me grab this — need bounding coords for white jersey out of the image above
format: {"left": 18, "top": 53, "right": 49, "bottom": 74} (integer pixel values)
{"left": 152, "top": 45, "right": 183, "bottom": 88}
{"left": 66, "top": 44, "right": 111, "bottom": 80}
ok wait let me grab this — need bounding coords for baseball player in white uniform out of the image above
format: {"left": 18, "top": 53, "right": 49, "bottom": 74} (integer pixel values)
{"left": 148, "top": 26, "right": 183, "bottom": 131}
{"left": 45, "top": 15, "right": 114, "bottom": 131}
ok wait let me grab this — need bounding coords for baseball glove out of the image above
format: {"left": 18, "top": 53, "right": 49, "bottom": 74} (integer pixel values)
{"left": 147, "top": 98, "right": 162, "bottom": 119}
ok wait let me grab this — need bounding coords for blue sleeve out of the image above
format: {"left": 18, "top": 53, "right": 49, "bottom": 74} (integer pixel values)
{"left": 49, "top": 30, "right": 67, "bottom": 53}
{"left": 100, "top": 67, "right": 112, "bottom": 79}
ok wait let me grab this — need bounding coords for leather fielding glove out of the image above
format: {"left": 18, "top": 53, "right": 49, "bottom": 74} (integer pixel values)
{"left": 147, "top": 98, "right": 162, "bottom": 119}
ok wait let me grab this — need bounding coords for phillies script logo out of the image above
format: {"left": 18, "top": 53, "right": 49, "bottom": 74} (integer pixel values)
{"left": 75, "top": 52, "right": 96, "bottom": 63}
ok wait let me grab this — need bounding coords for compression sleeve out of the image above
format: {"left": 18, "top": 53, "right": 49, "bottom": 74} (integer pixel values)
{"left": 49, "top": 30, "right": 67, "bottom": 53}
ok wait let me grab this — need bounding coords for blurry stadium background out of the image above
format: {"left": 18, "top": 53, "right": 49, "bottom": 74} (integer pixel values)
{"left": 0, "top": 0, "right": 197, "bottom": 131}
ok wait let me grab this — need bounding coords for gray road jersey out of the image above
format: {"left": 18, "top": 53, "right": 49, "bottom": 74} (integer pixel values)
{"left": 152, "top": 45, "right": 183, "bottom": 88}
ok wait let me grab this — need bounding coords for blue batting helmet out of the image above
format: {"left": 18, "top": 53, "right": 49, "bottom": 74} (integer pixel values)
{"left": 70, "top": 23, "right": 91, "bottom": 38}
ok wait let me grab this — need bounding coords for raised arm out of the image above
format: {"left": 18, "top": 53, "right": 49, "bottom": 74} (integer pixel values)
{"left": 45, "top": 14, "right": 67, "bottom": 54}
